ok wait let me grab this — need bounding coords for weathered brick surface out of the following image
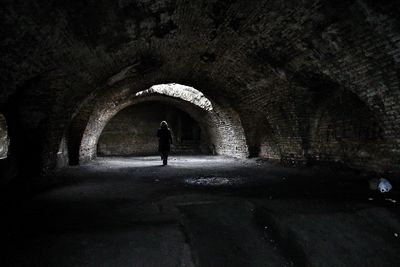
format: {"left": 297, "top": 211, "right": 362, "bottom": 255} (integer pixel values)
{"left": 0, "top": 0, "right": 399, "bottom": 181}
{"left": 0, "top": 114, "right": 9, "bottom": 159}
{"left": 77, "top": 85, "right": 249, "bottom": 164}
{"left": 97, "top": 102, "right": 202, "bottom": 156}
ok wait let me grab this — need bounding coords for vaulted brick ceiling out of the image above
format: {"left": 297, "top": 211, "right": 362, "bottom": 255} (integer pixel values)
{"left": 1, "top": 0, "right": 399, "bottom": 175}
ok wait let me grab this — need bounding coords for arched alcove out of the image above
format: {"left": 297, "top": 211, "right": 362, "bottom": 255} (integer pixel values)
{"left": 309, "top": 88, "right": 386, "bottom": 170}
{"left": 242, "top": 111, "right": 281, "bottom": 159}
{"left": 97, "top": 101, "right": 205, "bottom": 156}
{"left": 77, "top": 83, "right": 249, "bottom": 164}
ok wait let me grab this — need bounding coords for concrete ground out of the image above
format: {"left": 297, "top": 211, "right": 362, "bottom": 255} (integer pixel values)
{"left": 2, "top": 156, "right": 400, "bottom": 267}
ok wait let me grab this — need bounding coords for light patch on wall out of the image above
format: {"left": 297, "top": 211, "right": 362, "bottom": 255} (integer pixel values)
{"left": 0, "top": 114, "right": 9, "bottom": 159}
{"left": 135, "top": 83, "right": 213, "bottom": 111}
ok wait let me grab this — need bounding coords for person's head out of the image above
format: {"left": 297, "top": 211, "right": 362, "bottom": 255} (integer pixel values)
{"left": 160, "top": 121, "right": 168, "bottom": 129}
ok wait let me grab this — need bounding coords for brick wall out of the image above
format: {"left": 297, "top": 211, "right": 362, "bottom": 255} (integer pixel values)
{"left": 77, "top": 86, "right": 249, "bottom": 163}
{"left": 0, "top": 114, "right": 9, "bottom": 159}
{"left": 98, "top": 102, "right": 203, "bottom": 156}
{"left": 0, "top": 0, "right": 400, "bottom": 183}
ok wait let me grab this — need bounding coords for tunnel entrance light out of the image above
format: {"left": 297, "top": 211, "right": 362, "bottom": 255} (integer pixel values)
{"left": 77, "top": 82, "right": 249, "bottom": 164}
{"left": 135, "top": 83, "right": 213, "bottom": 111}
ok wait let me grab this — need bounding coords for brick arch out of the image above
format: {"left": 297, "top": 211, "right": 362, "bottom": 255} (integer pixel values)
{"left": 243, "top": 112, "right": 281, "bottom": 159}
{"left": 78, "top": 84, "right": 248, "bottom": 164}
{"left": 2, "top": 0, "right": 398, "bottom": 175}
{"left": 97, "top": 99, "right": 209, "bottom": 156}
{"left": 307, "top": 87, "right": 387, "bottom": 170}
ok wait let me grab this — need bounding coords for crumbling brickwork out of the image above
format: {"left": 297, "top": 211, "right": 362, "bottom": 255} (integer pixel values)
{"left": 0, "top": 0, "right": 400, "bottom": 183}
{"left": 0, "top": 114, "right": 9, "bottom": 159}
{"left": 97, "top": 102, "right": 202, "bottom": 156}
{"left": 77, "top": 84, "right": 249, "bottom": 164}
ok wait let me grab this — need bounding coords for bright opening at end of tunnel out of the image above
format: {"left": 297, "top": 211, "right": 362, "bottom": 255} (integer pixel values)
{"left": 135, "top": 83, "right": 213, "bottom": 111}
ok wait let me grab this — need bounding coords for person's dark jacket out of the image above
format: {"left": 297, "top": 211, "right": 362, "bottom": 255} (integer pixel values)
{"left": 157, "top": 126, "right": 172, "bottom": 152}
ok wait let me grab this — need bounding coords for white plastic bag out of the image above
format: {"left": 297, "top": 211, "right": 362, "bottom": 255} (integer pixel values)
{"left": 378, "top": 178, "right": 392, "bottom": 193}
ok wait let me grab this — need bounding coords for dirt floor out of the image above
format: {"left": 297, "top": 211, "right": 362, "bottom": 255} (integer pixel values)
{"left": 2, "top": 156, "right": 400, "bottom": 267}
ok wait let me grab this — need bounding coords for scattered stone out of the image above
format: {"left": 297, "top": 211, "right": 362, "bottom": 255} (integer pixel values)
{"left": 184, "top": 176, "right": 244, "bottom": 186}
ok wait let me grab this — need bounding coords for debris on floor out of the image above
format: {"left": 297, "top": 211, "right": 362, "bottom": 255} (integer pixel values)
{"left": 369, "top": 178, "right": 393, "bottom": 193}
{"left": 184, "top": 176, "right": 244, "bottom": 187}
{"left": 378, "top": 178, "right": 393, "bottom": 193}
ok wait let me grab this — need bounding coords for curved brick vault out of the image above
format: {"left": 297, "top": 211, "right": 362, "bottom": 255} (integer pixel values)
{"left": 76, "top": 84, "right": 248, "bottom": 164}
{"left": 0, "top": 0, "right": 400, "bottom": 181}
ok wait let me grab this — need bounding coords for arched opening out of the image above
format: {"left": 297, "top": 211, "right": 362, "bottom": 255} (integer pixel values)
{"left": 76, "top": 83, "right": 248, "bottom": 164}
{"left": 309, "top": 88, "right": 386, "bottom": 170}
{"left": 97, "top": 101, "right": 205, "bottom": 157}
{"left": 135, "top": 83, "right": 213, "bottom": 111}
{"left": 242, "top": 112, "right": 281, "bottom": 159}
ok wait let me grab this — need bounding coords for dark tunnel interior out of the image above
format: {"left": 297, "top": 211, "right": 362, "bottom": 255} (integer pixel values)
{"left": 97, "top": 101, "right": 203, "bottom": 157}
{"left": 1, "top": 0, "right": 400, "bottom": 266}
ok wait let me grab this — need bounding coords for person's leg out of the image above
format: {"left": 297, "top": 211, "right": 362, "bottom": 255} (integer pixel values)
{"left": 163, "top": 152, "right": 168, "bottom": 165}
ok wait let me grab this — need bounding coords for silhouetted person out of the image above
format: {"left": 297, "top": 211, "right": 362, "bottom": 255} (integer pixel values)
{"left": 157, "top": 121, "right": 173, "bottom": 165}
